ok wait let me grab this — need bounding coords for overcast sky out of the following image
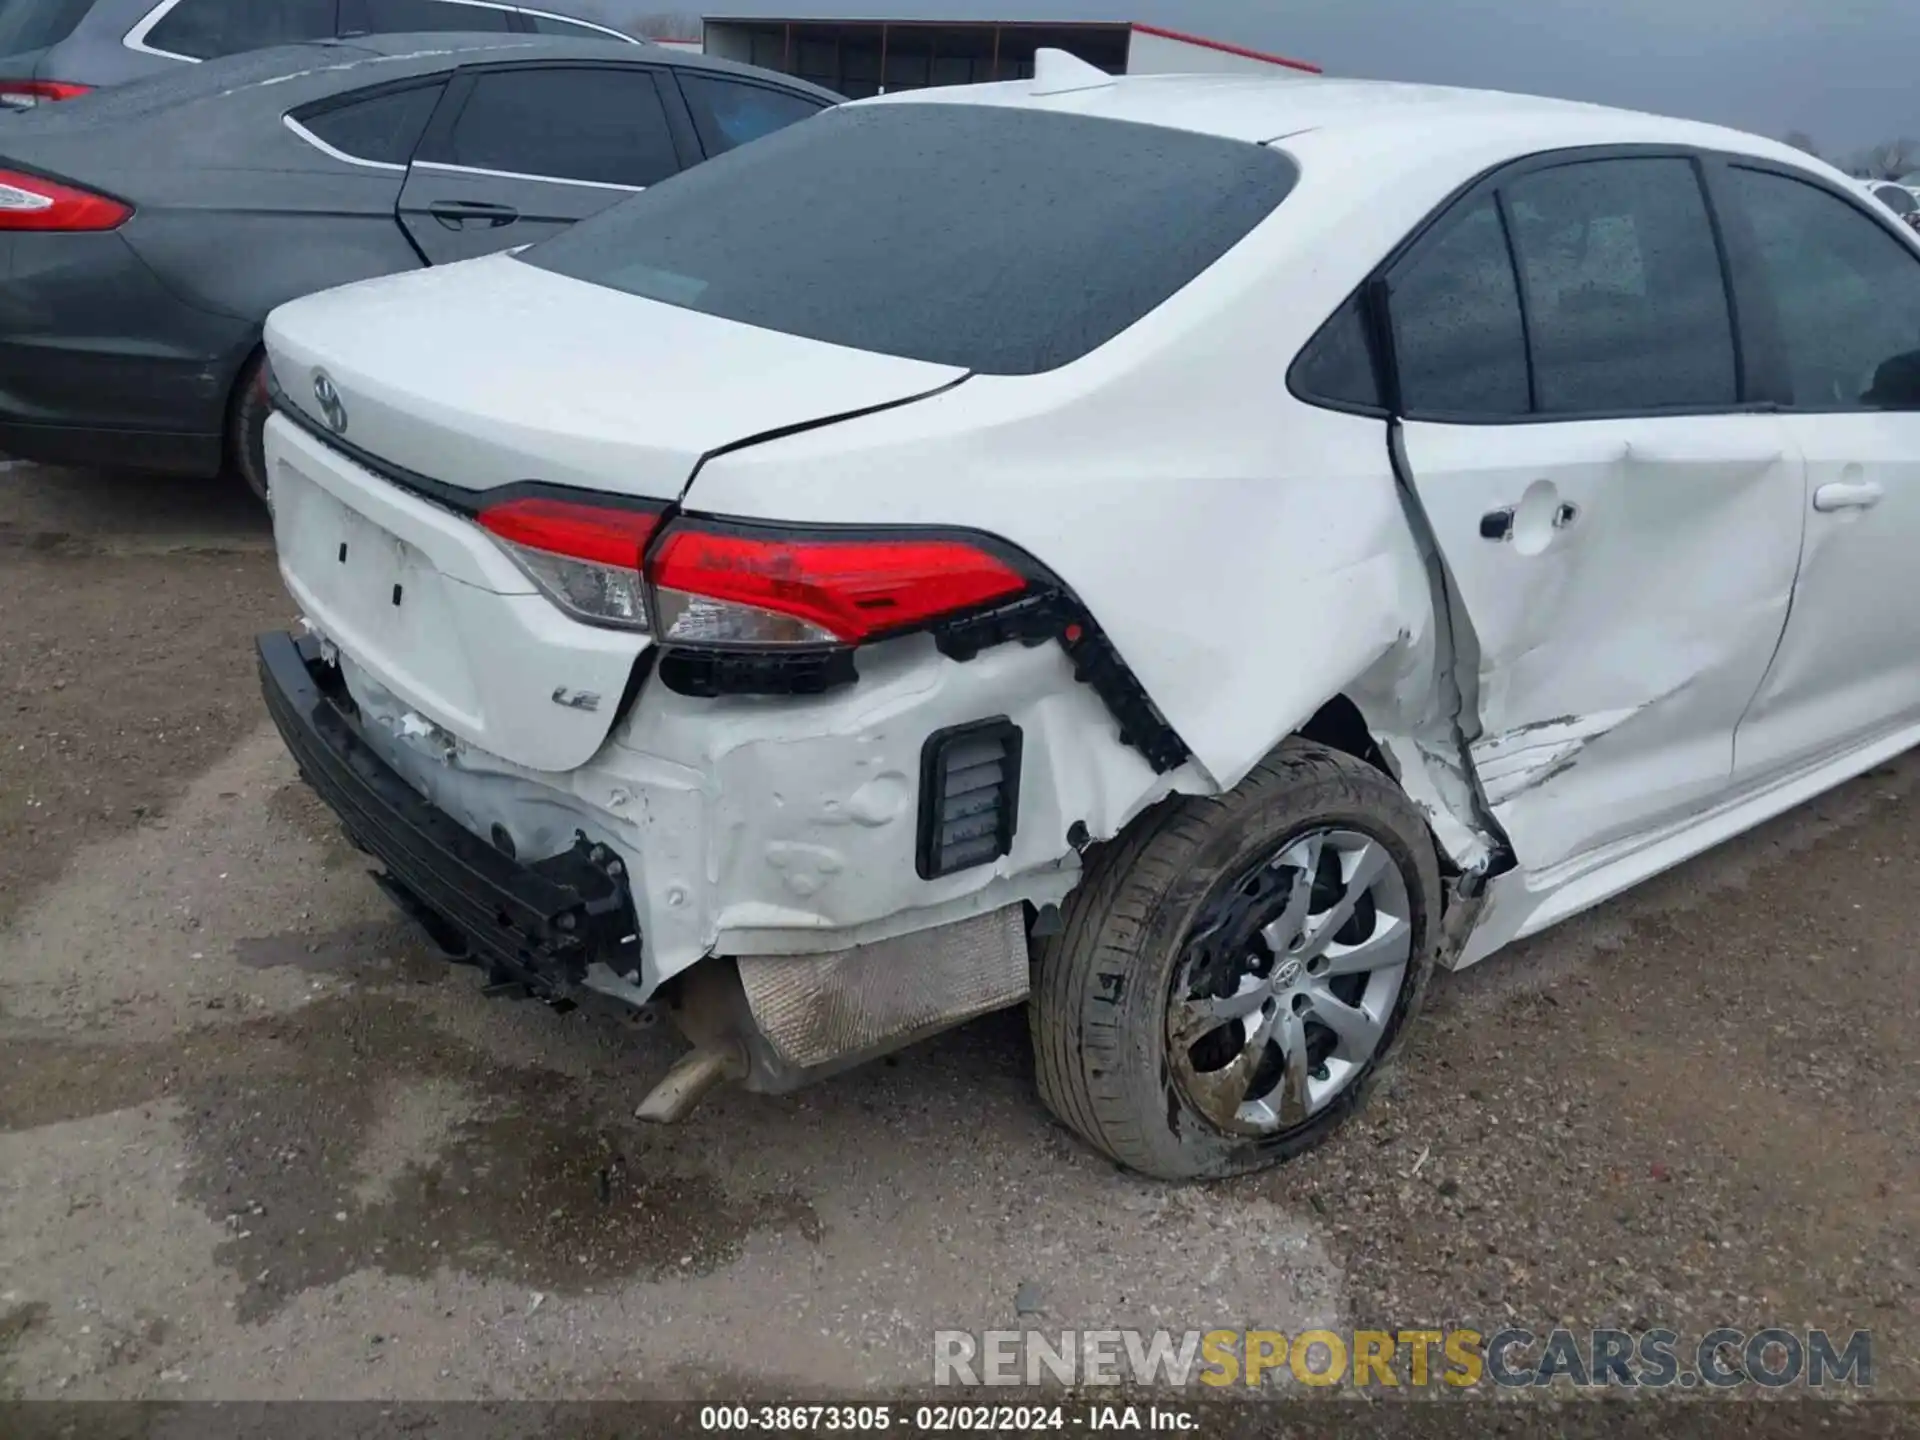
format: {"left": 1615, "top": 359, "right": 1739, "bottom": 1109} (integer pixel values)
{"left": 593, "top": 0, "right": 1911, "bottom": 156}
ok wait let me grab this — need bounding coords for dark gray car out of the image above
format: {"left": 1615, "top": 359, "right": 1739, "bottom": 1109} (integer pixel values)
{"left": 0, "top": 33, "right": 836, "bottom": 495}
{"left": 0, "top": 0, "right": 643, "bottom": 106}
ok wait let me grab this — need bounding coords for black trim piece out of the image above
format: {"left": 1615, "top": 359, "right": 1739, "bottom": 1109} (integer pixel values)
{"left": 659, "top": 646, "right": 855, "bottom": 698}
{"left": 1690, "top": 154, "right": 1751, "bottom": 403}
{"left": 932, "top": 589, "right": 1071, "bottom": 663}
{"left": 1697, "top": 156, "right": 1793, "bottom": 408}
{"left": 916, "top": 717, "right": 1023, "bottom": 880}
{"left": 1060, "top": 615, "right": 1191, "bottom": 775}
{"left": 257, "top": 630, "right": 639, "bottom": 997}
{"left": 1492, "top": 188, "right": 1539, "bottom": 414}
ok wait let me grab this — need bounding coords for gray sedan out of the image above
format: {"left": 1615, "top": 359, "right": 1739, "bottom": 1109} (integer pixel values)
{"left": 0, "top": 32, "right": 836, "bottom": 497}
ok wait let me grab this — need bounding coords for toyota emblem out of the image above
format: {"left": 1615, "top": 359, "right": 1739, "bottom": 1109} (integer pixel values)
{"left": 313, "top": 370, "right": 348, "bottom": 435}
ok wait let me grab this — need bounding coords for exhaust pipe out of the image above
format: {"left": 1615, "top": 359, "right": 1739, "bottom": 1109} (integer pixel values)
{"left": 635, "top": 1041, "right": 747, "bottom": 1124}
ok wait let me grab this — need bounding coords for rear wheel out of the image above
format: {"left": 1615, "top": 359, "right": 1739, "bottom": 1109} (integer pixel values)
{"left": 1030, "top": 739, "right": 1440, "bottom": 1180}
{"left": 228, "top": 350, "right": 272, "bottom": 509}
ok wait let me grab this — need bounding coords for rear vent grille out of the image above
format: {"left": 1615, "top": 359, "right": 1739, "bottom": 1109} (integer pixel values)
{"left": 916, "top": 719, "right": 1023, "bottom": 880}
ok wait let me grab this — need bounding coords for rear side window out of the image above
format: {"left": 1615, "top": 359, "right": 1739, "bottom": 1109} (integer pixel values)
{"left": 0, "top": 0, "right": 95, "bottom": 53}
{"left": 348, "top": 0, "right": 511, "bottom": 33}
{"left": 678, "top": 73, "right": 824, "bottom": 156}
{"left": 143, "top": 0, "right": 337, "bottom": 60}
{"left": 1389, "top": 196, "right": 1531, "bottom": 417}
{"left": 1292, "top": 295, "right": 1382, "bottom": 410}
{"left": 1729, "top": 166, "right": 1920, "bottom": 410}
{"left": 432, "top": 66, "right": 677, "bottom": 187}
{"left": 524, "top": 104, "right": 1298, "bottom": 375}
{"left": 298, "top": 82, "right": 445, "bottom": 166}
{"left": 1502, "top": 158, "right": 1736, "bottom": 412}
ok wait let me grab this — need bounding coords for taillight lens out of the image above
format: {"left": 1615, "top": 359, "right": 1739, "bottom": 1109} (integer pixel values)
{"left": 477, "top": 496, "right": 663, "bottom": 631}
{"left": 0, "top": 167, "right": 130, "bottom": 232}
{"left": 475, "top": 497, "right": 1034, "bottom": 648}
{"left": 648, "top": 522, "right": 1030, "bottom": 648}
{"left": 0, "top": 80, "right": 91, "bottom": 109}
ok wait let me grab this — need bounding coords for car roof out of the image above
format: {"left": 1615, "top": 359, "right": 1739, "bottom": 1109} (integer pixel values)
{"left": 858, "top": 72, "right": 1822, "bottom": 176}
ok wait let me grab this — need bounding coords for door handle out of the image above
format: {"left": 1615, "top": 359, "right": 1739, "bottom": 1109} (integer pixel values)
{"left": 1812, "top": 480, "right": 1885, "bottom": 513}
{"left": 1480, "top": 501, "right": 1578, "bottom": 541}
{"left": 426, "top": 200, "right": 519, "bottom": 231}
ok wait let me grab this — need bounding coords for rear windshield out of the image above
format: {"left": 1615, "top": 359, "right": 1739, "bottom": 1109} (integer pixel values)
{"left": 0, "top": 0, "right": 94, "bottom": 54}
{"left": 523, "top": 103, "right": 1298, "bottom": 375}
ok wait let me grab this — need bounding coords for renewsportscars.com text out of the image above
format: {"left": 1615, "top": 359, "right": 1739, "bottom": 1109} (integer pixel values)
{"left": 933, "top": 1326, "right": 1873, "bottom": 1390}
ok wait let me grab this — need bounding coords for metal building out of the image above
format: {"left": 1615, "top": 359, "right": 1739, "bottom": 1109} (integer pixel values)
{"left": 698, "top": 18, "right": 1320, "bottom": 98}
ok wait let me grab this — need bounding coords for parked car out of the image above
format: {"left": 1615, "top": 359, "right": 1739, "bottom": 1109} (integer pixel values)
{"left": 0, "top": 0, "right": 643, "bottom": 108}
{"left": 0, "top": 33, "right": 836, "bottom": 495}
{"left": 255, "top": 54, "right": 1920, "bottom": 1180}
{"left": 1859, "top": 177, "right": 1920, "bottom": 231}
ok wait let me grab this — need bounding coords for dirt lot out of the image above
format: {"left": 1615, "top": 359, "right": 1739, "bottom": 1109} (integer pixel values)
{"left": 1, "top": 459, "right": 1915, "bottom": 1412}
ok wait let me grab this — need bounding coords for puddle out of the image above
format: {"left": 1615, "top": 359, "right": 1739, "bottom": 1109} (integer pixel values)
{"left": 233, "top": 919, "right": 440, "bottom": 981}
{"left": 3, "top": 989, "right": 820, "bottom": 1322}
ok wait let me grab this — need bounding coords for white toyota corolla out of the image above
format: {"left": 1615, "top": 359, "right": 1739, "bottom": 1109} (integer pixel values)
{"left": 256, "top": 54, "right": 1920, "bottom": 1180}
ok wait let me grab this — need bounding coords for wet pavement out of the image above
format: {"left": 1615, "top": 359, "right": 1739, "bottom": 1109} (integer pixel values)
{"left": 0, "top": 459, "right": 1914, "bottom": 1406}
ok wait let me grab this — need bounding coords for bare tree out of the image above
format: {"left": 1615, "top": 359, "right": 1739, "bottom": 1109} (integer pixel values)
{"left": 1850, "top": 137, "right": 1919, "bottom": 181}
{"left": 1783, "top": 130, "right": 1819, "bottom": 158}
{"left": 627, "top": 11, "right": 701, "bottom": 41}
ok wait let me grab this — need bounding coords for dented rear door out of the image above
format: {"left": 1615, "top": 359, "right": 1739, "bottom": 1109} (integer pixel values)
{"left": 1383, "top": 155, "right": 1805, "bottom": 873}
{"left": 1399, "top": 416, "right": 1802, "bottom": 872}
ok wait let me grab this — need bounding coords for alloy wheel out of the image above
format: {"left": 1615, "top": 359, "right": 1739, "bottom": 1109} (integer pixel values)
{"left": 1166, "top": 827, "right": 1413, "bottom": 1136}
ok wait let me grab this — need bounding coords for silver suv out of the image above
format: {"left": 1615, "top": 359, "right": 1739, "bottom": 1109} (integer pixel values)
{"left": 0, "top": 0, "right": 640, "bottom": 108}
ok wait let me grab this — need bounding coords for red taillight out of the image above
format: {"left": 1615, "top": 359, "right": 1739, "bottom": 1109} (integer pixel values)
{"left": 477, "top": 496, "right": 663, "bottom": 631}
{"left": 0, "top": 167, "right": 129, "bottom": 232}
{"left": 475, "top": 496, "right": 1034, "bottom": 646}
{"left": 648, "top": 523, "right": 1030, "bottom": 647}
{"left": 0, "top": 80, "right": 91, "bottom": 109}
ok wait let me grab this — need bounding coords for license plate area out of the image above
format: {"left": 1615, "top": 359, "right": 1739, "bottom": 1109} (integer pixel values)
{"left": 263, "top": 414, "right": 650, "bottom": 773}
{"left": 273, "top": 450, "right": 488, "bottom": 733}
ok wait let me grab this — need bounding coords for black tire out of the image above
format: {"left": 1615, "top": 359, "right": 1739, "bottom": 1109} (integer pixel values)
{"left": 228, "top": 349, "right": 272, "bottom": 508}
{"left": 1030, "top": 738, "right": 1441, "bottom": 1181}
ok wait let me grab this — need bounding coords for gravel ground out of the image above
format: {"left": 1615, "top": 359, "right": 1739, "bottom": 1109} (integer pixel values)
{"left": 0, "top": 459, "right": 1914, "bottom": 1417}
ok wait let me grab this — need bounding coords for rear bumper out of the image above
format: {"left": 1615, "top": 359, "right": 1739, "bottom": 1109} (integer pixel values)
{"left": 256, "top": 630, "right": 640, "bottom": 998}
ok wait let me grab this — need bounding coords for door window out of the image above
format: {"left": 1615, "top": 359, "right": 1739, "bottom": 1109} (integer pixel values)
{"left": 297, "top": 82, "right": 445, "bottom": 166}
{"left": 1730, "top": 166, "right": 1920, "bottom": 410}
{"left": 143, "top": 0, "right": 336, "bottom": 60}
{"left": 1502, "top": 158, "right": 1737, "bottom": 413}
{"left": 431, "top": 66, "right": 677, "bottom": 187}
{"left": 678, "top": 73, "right": 825, "bottom": 156}
{"left": 1388, "top": 195, "right": 1531, "bottom": 417}
{"left": 349, "top": 0, "right": 511, "bottom": 33}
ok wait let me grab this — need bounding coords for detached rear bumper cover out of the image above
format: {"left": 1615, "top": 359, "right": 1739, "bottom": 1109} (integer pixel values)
{"left": 257, "top": 630, "right": 638, "bottom": 996}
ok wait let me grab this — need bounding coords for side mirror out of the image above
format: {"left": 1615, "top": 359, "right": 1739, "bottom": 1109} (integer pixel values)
{"left": 1864, "top": 349, "right": 1920, "bottom": 409}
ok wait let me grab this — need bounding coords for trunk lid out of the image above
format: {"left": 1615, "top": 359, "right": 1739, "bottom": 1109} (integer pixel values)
{"left": 263, "top": 254, "right": 966, "bottom": 775}
{"left": 263, "top": 252, "right": 967, "bottom": 502}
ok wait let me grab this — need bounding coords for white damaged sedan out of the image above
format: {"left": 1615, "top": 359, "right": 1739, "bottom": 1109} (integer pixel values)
{"left": 257, "top": 55, "right": 1920, "bottom": 1179}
